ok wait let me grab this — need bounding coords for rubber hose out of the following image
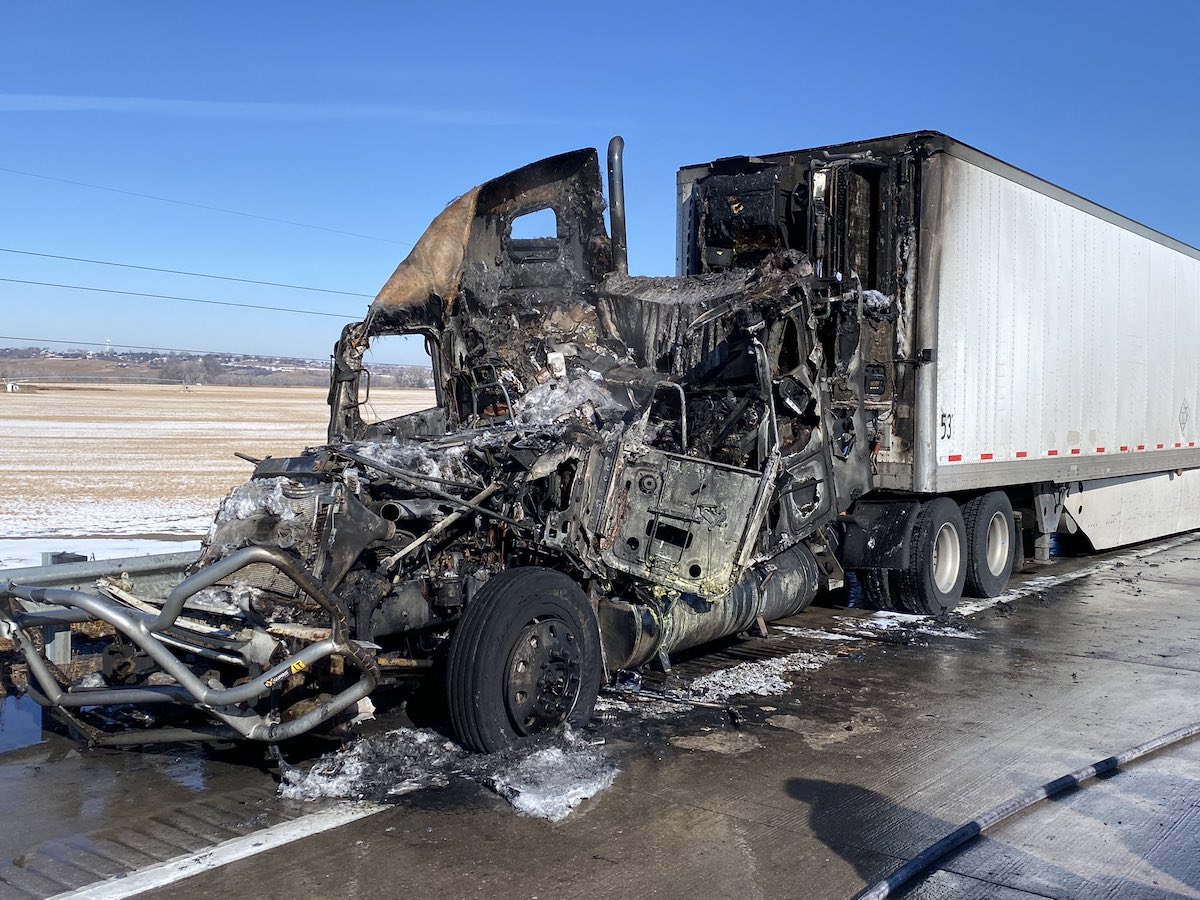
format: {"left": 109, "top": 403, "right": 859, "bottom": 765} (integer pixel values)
{"left": 853, "top": 720, "right": 1200, "bottom": 900}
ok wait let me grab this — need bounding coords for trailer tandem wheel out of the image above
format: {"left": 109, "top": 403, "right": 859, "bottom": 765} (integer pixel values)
{"left": 445, "top": 566, "right": 602, "bottom": 753}
{"left": 961, "top": 491, "right": 1015, "bottom": 598}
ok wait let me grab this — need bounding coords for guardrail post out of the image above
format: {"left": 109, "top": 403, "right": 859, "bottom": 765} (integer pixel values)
{"left": 40, "top": 552, "right": 87, "bottom": 665}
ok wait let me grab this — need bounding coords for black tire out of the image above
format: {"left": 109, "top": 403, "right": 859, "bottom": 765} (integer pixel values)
{"left": 445, "top": 567, "right": 602, "bottom": 753}
{"left": 894, "top": 497, "right": 966, "bottom": 616}
{"left": 961, "top": 491, "right": 1015, "bottom": 598}
{"left": 858, "top": 568, "right": 904, "bottom": 612}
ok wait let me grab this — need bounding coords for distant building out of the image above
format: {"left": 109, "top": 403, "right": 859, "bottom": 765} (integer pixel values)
{"left": 4, "top": 382, "right": 20, "bottom": 393}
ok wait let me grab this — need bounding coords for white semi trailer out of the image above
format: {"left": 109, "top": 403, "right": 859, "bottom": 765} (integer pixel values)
{"left": 677, "top": 131, "right": 1200, "bottom": 602}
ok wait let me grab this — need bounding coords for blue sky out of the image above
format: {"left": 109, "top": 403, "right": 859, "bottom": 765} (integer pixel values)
{"left": 1, "top": 1, "right": 1197, "bottom": 363}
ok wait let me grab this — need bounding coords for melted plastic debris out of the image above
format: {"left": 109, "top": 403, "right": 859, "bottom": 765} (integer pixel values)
{"left": 214, "top": 477, "right": 299, "bottom": 524}
{"left": 189, "top": 582, "right": 263, "bottom": 617}
{"left": 513, "top": 377, "right": 623, "bottom": 425}
{"left": 350, "top": 439, "right": 472, "bottom": 483}
{"left": 279, "top": 726, "right": 618, "bottom": 821}
{"left": 687, "top": 648, "right": 833, "bottom": 702}
{"left": 204, "top": 477, "right": 312, "bottom": 555}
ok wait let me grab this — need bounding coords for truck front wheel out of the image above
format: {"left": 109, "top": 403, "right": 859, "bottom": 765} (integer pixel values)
{"left": 961, "top": 491, "right": 1015, "bottom": 598}
{"left": 446, "top": 567, "right": 602, "bottom": 753}
{"left": 893, "top": 497, "right": 966, "bottom": 616}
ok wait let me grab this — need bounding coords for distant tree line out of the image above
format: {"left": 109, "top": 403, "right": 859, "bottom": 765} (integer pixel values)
{"left": 0, "top": 347, "right": 435, "bottom": 390}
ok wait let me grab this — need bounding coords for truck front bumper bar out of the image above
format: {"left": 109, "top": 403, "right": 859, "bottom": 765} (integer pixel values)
{"left": 0, "top": 546, "right": 379, "bottom": 745}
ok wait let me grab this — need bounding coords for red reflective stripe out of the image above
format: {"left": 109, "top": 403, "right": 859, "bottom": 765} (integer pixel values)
{"left": 947, "top": 454, "right": 962, "bottom": 462}
{"left": 1191, "top": 442, "right": 1196, "bottom": 448}
{"left": 1096, "top": 447, "right": 1105, "bottom": 453}
{"left": 1015, "top": 451, "right": 1028, "bottom": 458}
{"left": 1119, "top": 445, "right": 1129, "bottom": 452}
{"left": 1047, "top": 449, "right": 1059, "bottom": 456}
{"left": 1137, "top": 444, "right": 1146, "bottom": 450}
{"left": 980, "top": 452, "right": 994, "bottom": 460}
{"left": 1175, "top": 442, "right": 1183, "bottom": 448}
{"left": 1157, "top": 443, "right": 1165, "bottom": 449}
{"left": 1070, "top": 448, "right": 1081, "bottom": 455}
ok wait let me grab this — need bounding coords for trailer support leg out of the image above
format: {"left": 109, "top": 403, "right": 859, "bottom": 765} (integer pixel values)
{"left": 1031, "top": 485, "right": 1067, "bottom": 564}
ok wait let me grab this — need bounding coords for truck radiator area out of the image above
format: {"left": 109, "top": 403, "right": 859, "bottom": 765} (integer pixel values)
{"left": 0, "top": 546, "right": 378, "bottom": 746}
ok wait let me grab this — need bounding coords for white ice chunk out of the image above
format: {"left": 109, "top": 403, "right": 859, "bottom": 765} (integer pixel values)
{"left": 489, "top": 744, "right": 618, "bottom": 822}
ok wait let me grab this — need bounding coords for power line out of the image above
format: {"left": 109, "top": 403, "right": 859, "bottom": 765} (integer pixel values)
{"left": 0, "top": 246, "right": 374, "bottom": 297}
{"left": 0, "top": 334, "right": 325, "bottom": 359}
{"left": 0, "top": 164, "right": 413, "bottom": 247}
{"left": 0, "top": 277, "right": 359, "bottom": 319}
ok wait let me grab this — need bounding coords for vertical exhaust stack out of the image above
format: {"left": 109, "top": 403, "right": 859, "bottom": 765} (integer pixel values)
{"left": 607, "top": 136, "right": 629, "bottom": 276}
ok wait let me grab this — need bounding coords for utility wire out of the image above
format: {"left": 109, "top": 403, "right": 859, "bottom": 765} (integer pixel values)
{"left": 0, "top": 277, "right": 359, "bottom": 319}
{"left": 0, "top": 164, "right": 413, "bottom": 247}
{"left": 0, "top": 246, "right": 374, "bottom": 297}
{"left": 0, "top": 334, "right": 324, "bottom": 359}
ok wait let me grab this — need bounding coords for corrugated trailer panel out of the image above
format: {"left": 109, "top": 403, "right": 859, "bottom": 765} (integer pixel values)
{"left": 928, "top": 150, "right": 1200, "bottom": 492}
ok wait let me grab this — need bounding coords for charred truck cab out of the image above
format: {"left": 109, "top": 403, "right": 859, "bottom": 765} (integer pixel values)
{"left": 6, "top": 132, "right": 1199, "bottom": 751}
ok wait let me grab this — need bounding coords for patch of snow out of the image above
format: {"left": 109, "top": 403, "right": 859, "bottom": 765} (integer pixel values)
{"left": 0, "top": 501, "right": 212, "bottom": 539}
{"left": 687, "top": 648, "right": 833, "bottom": 702}
{"left": 956, "top": 533, "right": 1200, "bottom": 617}
{"left": 835, "top": 611, "right": 978, "bottom": 640}
{"left": 771, "top": 625, "right": 863, "bottom": 642}
{"left": 912, "top": 621, "right": 979, "bottom": 640}
{"left": 0, "top": 537, "right": 202, "bottom": 571}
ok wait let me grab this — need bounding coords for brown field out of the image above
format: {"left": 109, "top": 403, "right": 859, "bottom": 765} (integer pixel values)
{"left": 0, "top": 384, "right": 436, "bottom": 539}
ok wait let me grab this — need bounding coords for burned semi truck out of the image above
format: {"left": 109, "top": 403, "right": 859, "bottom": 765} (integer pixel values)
{"left": 4, "top": 132, "right": 1199, "bottom": 752}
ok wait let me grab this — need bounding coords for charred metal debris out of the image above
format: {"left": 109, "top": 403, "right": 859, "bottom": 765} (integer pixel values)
{"left": 1, "top": 137, "right": 924, "bottom": 751}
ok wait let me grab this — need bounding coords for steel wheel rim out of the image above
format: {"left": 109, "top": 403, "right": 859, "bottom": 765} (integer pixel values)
{"left": 985, "top": 510, "right": 1010, "bottom": 577}
{"left": 504, "top": 616, "right": 582, "bottom": 735}
{"left": 931, "top": 522, "right": 961, "bottom": 595}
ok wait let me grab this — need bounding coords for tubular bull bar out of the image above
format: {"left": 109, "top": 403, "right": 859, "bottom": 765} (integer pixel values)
{"left": 0, "top": 546, "right": 379, "bottom": 745}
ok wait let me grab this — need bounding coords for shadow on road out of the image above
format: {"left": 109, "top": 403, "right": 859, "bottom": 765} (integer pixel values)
{"left": 786, "top": 775, "right": 1196, "bottom": 899}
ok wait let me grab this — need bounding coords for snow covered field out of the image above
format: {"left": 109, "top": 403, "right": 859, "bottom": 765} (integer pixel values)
{"left": 0, "top": 384, "right": 434, "bottom": 560}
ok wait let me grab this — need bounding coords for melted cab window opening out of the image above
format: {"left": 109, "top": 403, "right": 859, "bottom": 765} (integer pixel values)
{"left": 359, "top": 333, "right": 438, "bottom": 424}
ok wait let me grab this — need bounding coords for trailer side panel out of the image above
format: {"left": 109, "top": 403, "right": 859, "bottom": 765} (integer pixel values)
{"left": 928, "top": 149, "right": 1200, "bottom": 492}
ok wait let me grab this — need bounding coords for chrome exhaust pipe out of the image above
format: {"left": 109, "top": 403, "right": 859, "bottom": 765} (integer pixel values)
{"left": 607, "top": 136, "right": 629, "bottom": 275}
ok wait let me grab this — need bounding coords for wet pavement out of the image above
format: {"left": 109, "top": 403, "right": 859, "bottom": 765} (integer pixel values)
{"left": 2, "top": 535, "right": 1199, "bottom": 899}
